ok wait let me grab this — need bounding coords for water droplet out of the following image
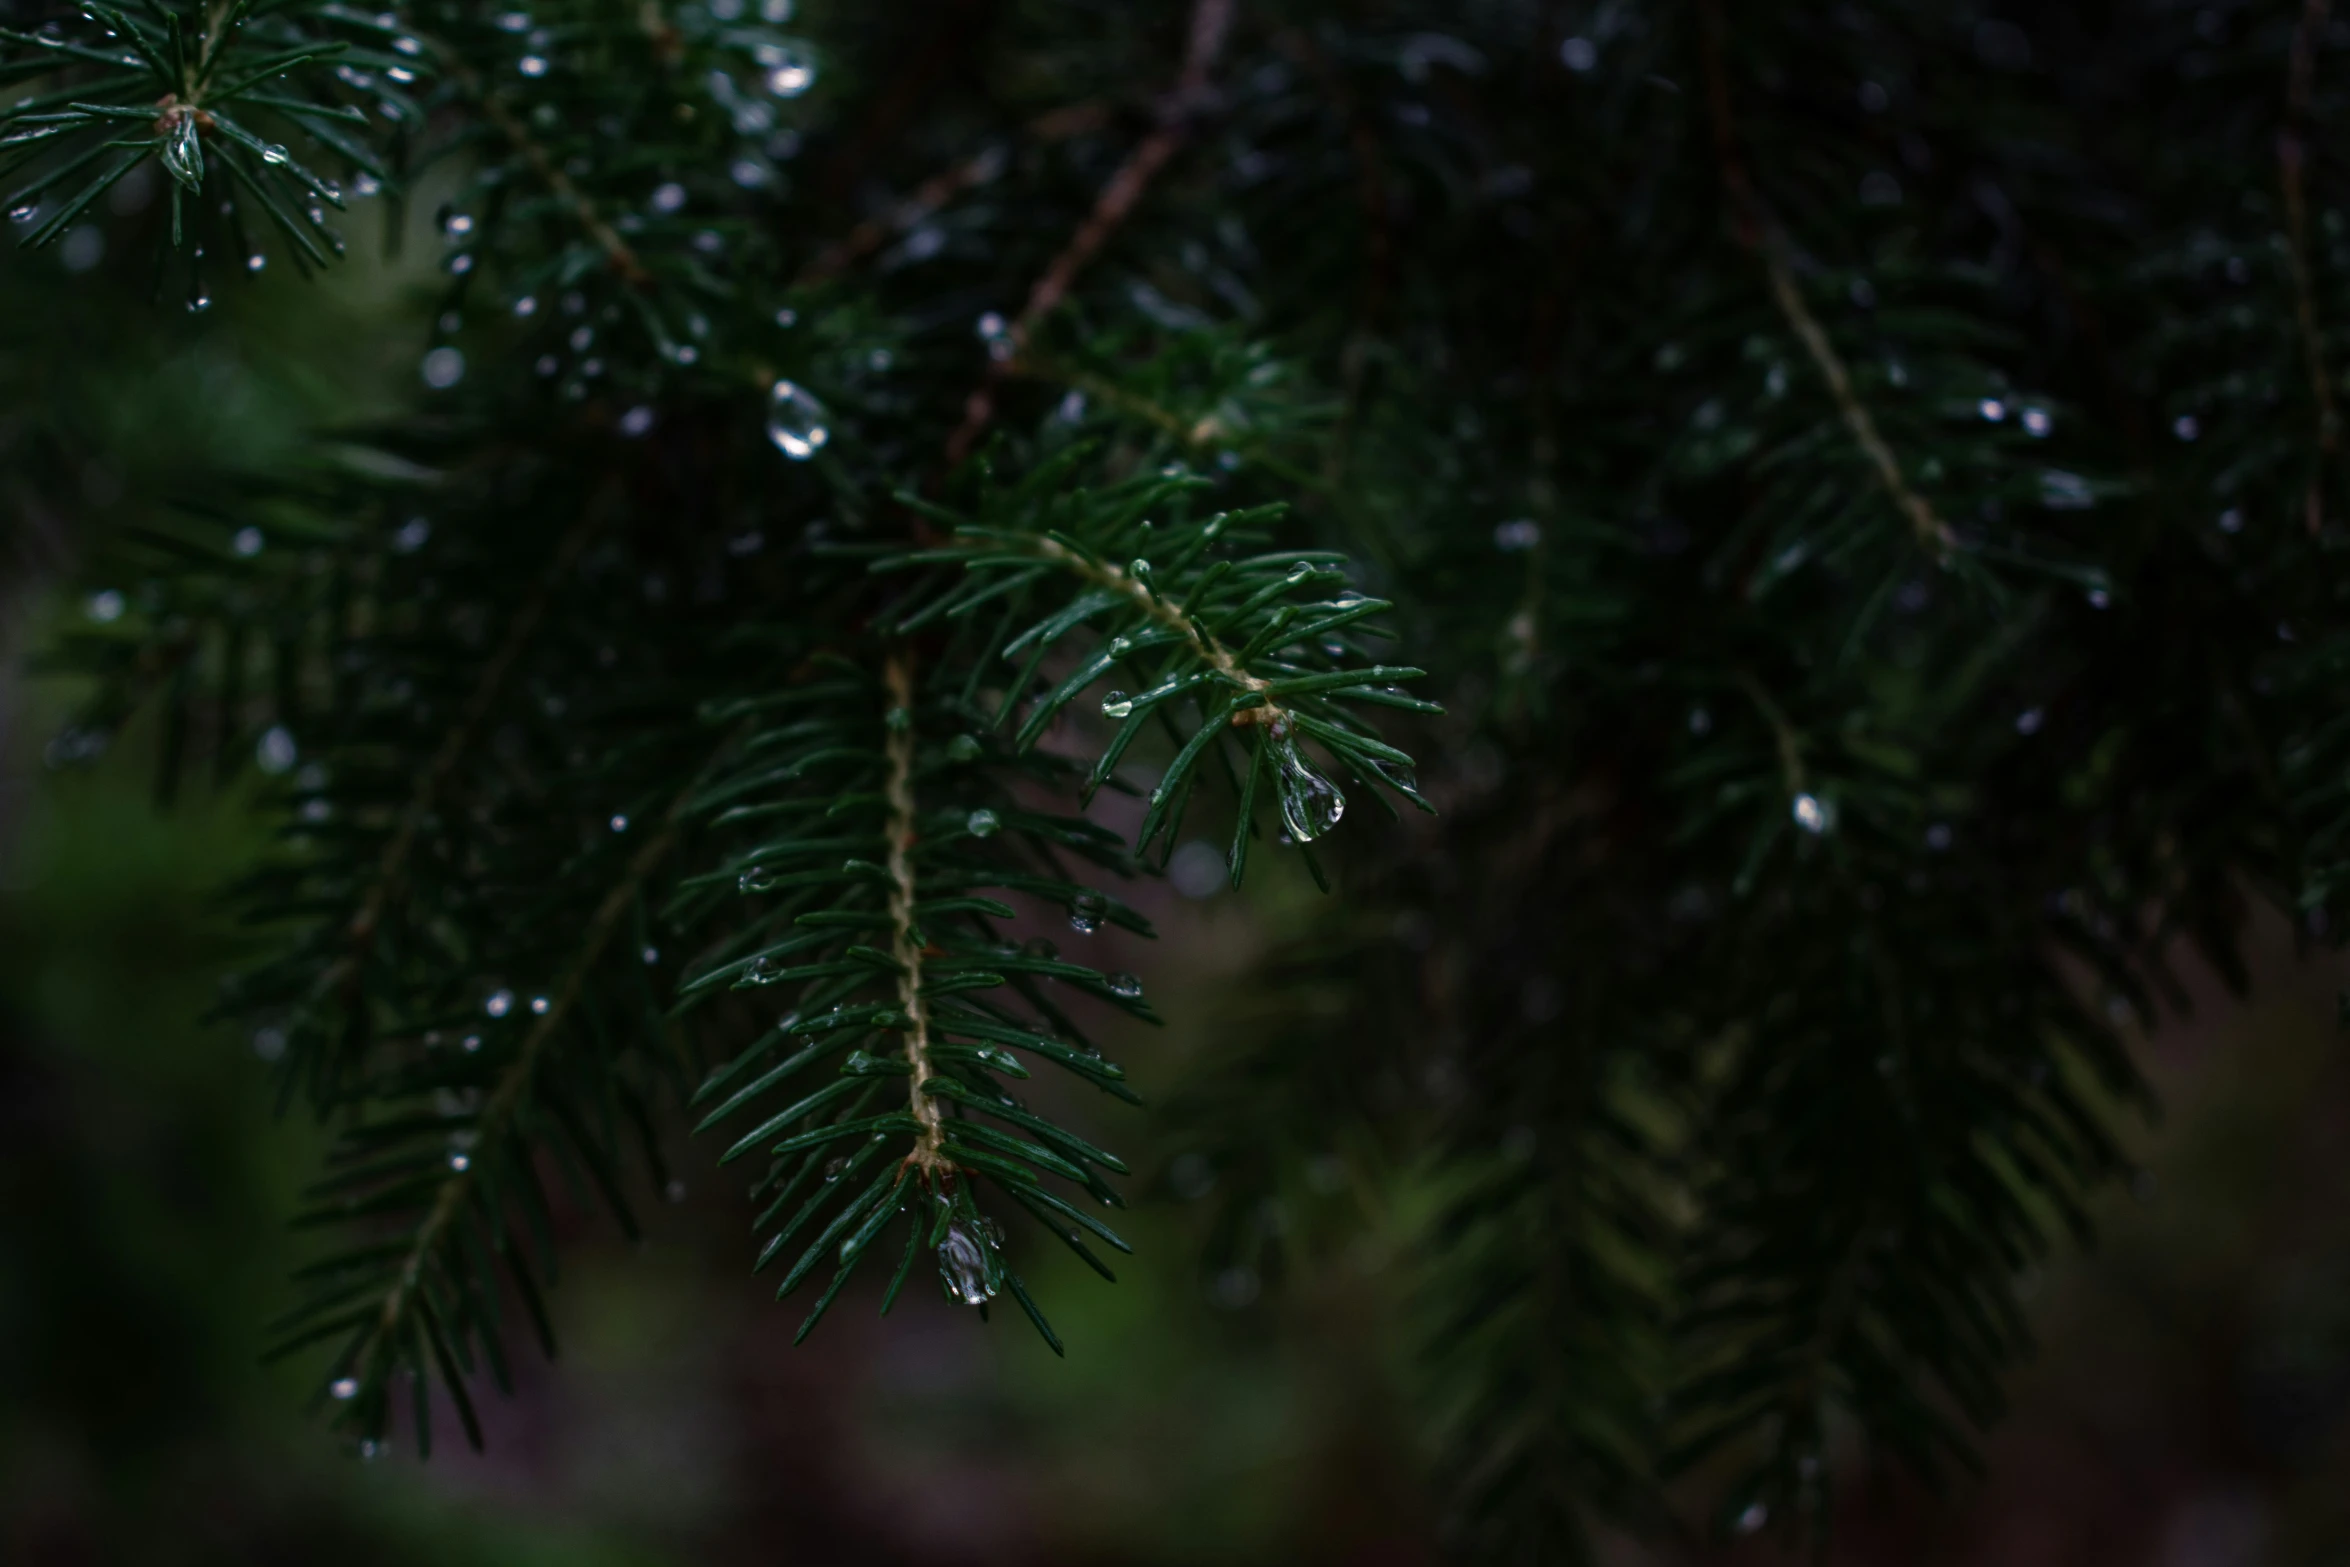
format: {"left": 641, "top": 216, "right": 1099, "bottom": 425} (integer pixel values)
{"left": 2020, "top": 405, "right": 2052, "bottom": 437}
{"left": 86, "top": 589, "right": 124, "bottom": 623}
{"left": 2219, "top": 507, "right": 2244, "bottom": 533}
{"left": 936, "top": 1217, "right": 999, "bottom": 1306}
{"left": 393, "top": 517, "right": 430, "bottom": 553}
{"left": 188, "top": 294, "right": 211, "bottom": 314}
{"left": 1925, "top": 822, "right": 1953, "bottom": 851}
{"left": 519, "top": 53, "right": 547, "bottom": 75}
{"left": 246, "top": 252, "right": 267, "bottom": 273}
{"left": 765, "top": 46, "right": 816, "bottom": 97}
{"left": 253, "top": 1026, "right": 287, "bottom": 1062}
{"left": 330, "top": 1376, "right": 359, "bottom": 1400}
{"left": 2173, "top": 413, "right": 2200, "bottom": 441}
{"left": 739, "top": 867, "right": 782, "bottom": 893}
{"left": 1106, "top": 972, "right": 1143, "bottom": 1000}
{"left": 485, "top": 989, "right": 513, "bottom": 1017}
{"left": 421, "top": 347, "right": 465, "bottom": 389}
{"left": 1069, "top": 890, "right": 1107, "bottom": 934}
{"left": 448, "top": 1151, "right": 470, "bottom": 1172}
{"left": 232, "top": 526, "right": 263, "bottom": 557}
{"left": 1494, "top": 518, "right": 1540, "bottom": 551}
{"left": 822, "top": 1155, "right": 849, "bottom": 1182}
{"left": 1101, "top": 690, "right": 1134, "bottom": 719}
{"left": 619, "top": 405, "right": 654, "bottom": 438}
{"left": 765, "top": 379, "right": 829, "bottom": 459}
{"left": 641, "top": 945, "right": 660, "bottom": 964}
{"left": 256, "top": 725, "right": 298, "bottom": 775}
{"left": 1736, "top": 1502, "right": 1768, "bottom": 1534}
{"left": 359, "top": 1439, "right": 383, "bottom": 1460}
{"left": 2040, "top": 470, "right": 2094, "bottom": 510}
{"left": 462, "top": 1034, "right": 482, "bottom": 1053}
{"left": 651, "top": 180, "right": 686, "bottom": 214}
{"left": 259, "top": 143, "right": 290, "bottom": 166}
{"left": 742, "top": 955, "right": 784, "bottom": 984}
{"left": 2016, "top": 707, "right": 2044, "bottom": 735}
{"left": 7, "top": 202, "right": 35, "bottom": 223}
{"left": 966, "top": 808, "right": 999, "bottom": 837}
{"left": 1271, "top": 729, "right": 1345, "bottom": 842}
{"left": 609, "top": 813, "right": 629, "bottom": 833}
{"left": 1560, "top": 35, "right": 1596, "bottom": 70}
{"left": 1978, "top": 397, "right": 2007, "bottom": 422}
{"left": 529, "top": 995, "right": 549, "bottom": 1015}
{"left": 1791, "top": 792, "right": 1831, "bottom": 835}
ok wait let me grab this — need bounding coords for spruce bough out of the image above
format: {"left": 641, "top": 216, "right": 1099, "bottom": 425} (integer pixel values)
{"left": 10, "top": 0, "right": 2350, "bottom": 1553}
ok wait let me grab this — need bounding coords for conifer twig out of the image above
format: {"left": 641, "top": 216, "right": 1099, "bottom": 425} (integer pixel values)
{"left": 1028, "top": 533, "right": 1281, "bottom": 725}
{"left": 1696, "top": 0, "right": 1955, "bottom": 564}
{"left": 2282, "top": 0, "right": 2337, "bottom": 534}
{"left": 346, "top": 767, "right": 700, "bottom": 1385}
{"left": 943, "top": 0, "right": 1236, "bottom": 465}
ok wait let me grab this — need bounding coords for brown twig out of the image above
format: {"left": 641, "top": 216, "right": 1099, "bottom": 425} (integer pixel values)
{"left": 942, "top": 0, "right": 1238, "bottom": 467}
{"left": 796, "top": 103, "right": 1110, "bottom": 288}
{"left": 2283, "top": 0, "right": 2338, "bottom": 535}
{"left": 474, "top": 88, "right": 650, "bottom": 286}
{"left": 1696, "top": 0, "right": 1954, "bottom": 563}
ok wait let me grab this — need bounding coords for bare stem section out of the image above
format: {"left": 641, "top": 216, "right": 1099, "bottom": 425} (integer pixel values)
{"left": 881, "top": 648, "right": 947, "bottom": 1166}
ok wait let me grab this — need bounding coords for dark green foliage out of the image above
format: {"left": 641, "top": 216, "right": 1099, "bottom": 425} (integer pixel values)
{"left": 15, "top": 0, "right": 2350, "bottom": 1557}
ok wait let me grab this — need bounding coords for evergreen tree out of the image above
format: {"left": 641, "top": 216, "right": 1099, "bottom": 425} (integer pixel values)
{"left": 7, "top": 0, "right": 2347, "bottom": 1555}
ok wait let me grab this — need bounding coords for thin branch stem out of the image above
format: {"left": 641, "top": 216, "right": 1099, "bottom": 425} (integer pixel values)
{"left": 1734, "top": 669, "right": 1807, "bottom": 796}
{"left": 1697, "top": 0, "right": 1954, "bottom": 564}
{"left": 881, "top": 647, "right": 948, "bottom": 1168}
{"left": 1030, "top": 533, "right": 1281, "bottom": 725}
{"left": 2283, "top": 0, "right": 2338, "bottom": 534}
{"left": 943, "top": 0, "right": 1236, "bottom": 466}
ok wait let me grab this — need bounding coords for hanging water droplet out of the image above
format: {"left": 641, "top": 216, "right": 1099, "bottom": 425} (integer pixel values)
{"left": 359, "top": 1439, "right": 383, "bottom": 1461}
{"left": 2016, "top": 707, "right": 2045, "bottom": 735}
{"left": 1105, "top": 972, "right": 1143, "bottom": 1000}
{"left": 936, "top": 1216, "right": 998, "bottom": 1306}
{"left": 641, "top": 945, "right": 659, "bottom": 964}
{"left": 529, "top": 995, "right": 549, "bottom": 1015}
{"left": 462, "top": 1034, "right": 482, "bottom": 1053}
{"left": 246, "top": 252, "right": 267, "bottom": 273}
{"left": 2219, "top": 507, "right": 2245, "bottom": 533}
{"left": 765, "top": 378, "right": 829, "bottom": 459}
{"left": 2020, "top": 405, "right": 2052, "bottom": 437}
{"left": 1101, "top": 690, "right": 1134, "bottom": 719}
{"left": 822, "top": 1155, "right": 849, "bottom": 1183}
{"left": 232, "top": 526, "right": 263, "bottom": 557}
{"left": 609, "top": 813, "right": 629, "bottom": 832}
{"left": 1790, "top": 792, "right": 1832, "bottom": 835}
{"left": 484, "top": 989, "right": 513, "bottom": 1017}
{"left": 1271, "top": 728, "right": 1345, "bottom": 842}
{"left": 1977, "top": 397, "right": 2007, "bottom": 422}
{"left": 162, "top": 113, "right": 203, "bottom": 190}
{"left": 256, "top": 725, "right": 298, "bottom": 774}
{"left": 739, "top": 867, "right": 782, "bottom": 893}
{"left": 519, "top": 54, "right": 548, "bottom": 76}
{"left": 448, "top": 1151, "right": 470, "bottom": 1171}
{"left": 966, "top": 808, "right": 999, "bottom": 837}
{"left": 1736, "top": 1502, "right": 1768, "bottom": 1534}
{"left": 331, "top": 1376, "right": 360, "bottom": 1400}
{"left": 1069, "top": 890, "right": 1107, "bottom": 934}
{"left": 2173, "top": 413, "right": 2200, "bottom": 441}
{"left": 619, "top": 405, "right": 655, "bottom": 438}
{"left": 86, "top": 589, "right": 124, "bottom": 623}
{"left": 7, "top": 202, "right": 36, "bottom": 223}
{"left": 259, "top": 143, "right": 290, "bottom": 166}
